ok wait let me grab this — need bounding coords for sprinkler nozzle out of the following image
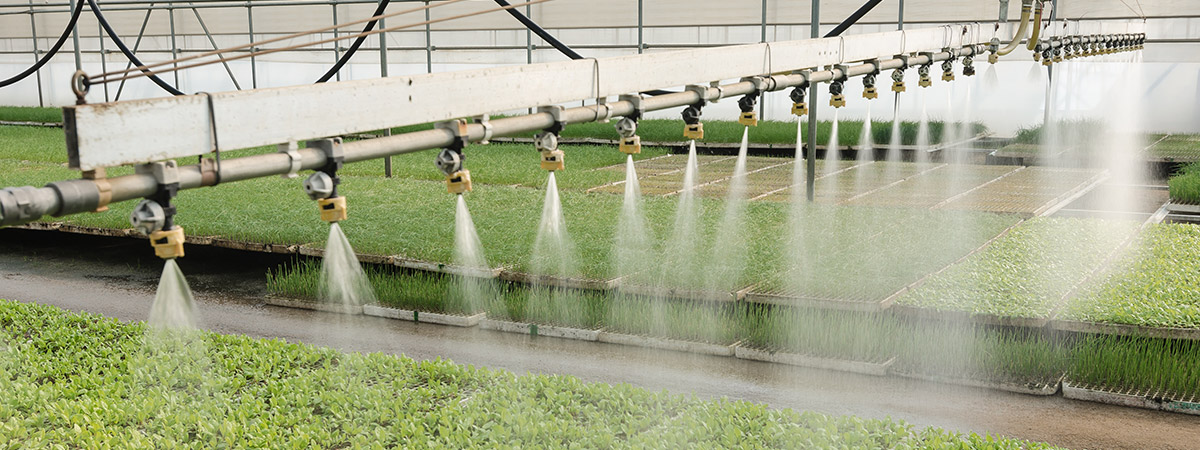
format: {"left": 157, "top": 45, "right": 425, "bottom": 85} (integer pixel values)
{"left": 891, "top": 69, "right": 906, "bottom": 93}
{"left": 540, "top": 150, "right": 565, "bottom": 172}
{"left": 738, "top": 111, "right": 759, "bottom": 127}
{"left": 940, "top": 60, "right": 955, "bottom": 81}
{"left": 131, "top": 199, "right": 166, "bottom": 235}
{"left": 149, "top": 226, "right": 185, "bottom": 260}
{"left": 736, "top": 92, "right": 760, "bottom": 127}
{"left": 446, "top": 170, "right": 472, "bottom": 194}
{"left": 303, "top": 172, "right": 336, "bottom": 201}
{"left": 862, "top": 72, "right": 879, "bottom": 99}
{"left": 917, "top": 64, "right": 932, "bottom": 88}
{"left": 615, "top": 117, "right": 641, "bottom": 154}
{"left": 317, "top": 196, "right": 347, "bottom": 223}
{"left": 681, "top": 104, "right": 704, "bottom": 140}
{"left": 789, "top": 85, "right": 808, "bottom": 116}
{"left": 828, "top": 80, "right": 846, "bottom": 108}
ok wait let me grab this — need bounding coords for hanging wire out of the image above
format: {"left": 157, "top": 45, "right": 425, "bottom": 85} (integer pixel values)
{"left": 87, "top": 0, "right": 472, "bottom": 84}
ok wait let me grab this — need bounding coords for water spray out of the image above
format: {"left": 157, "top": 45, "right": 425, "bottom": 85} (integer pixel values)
{"left": 862, "top": 60, "right": 880, "bottom": 99}
{"left": 616, "top": 94, "right": 643, "bottom": 154}
{"left": 829, "top": 65, "right": 847, "bottom": 108}
{"left": 535, "top": 106, "right": 566, "bottom": 172}
{"left": 437, "top": 119, "right": 472, "bottom": 194}
{"left": 129, "top": 161, "right": 184, "bottom": 260}
{"left": 681, "top": 85, "right": 707, "bottom": 140}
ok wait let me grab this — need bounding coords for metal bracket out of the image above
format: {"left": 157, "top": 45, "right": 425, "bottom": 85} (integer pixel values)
{"left": 436, "top": 119, "right": 469, "bottom": 153}
{"left": 307, "top": 138, "right": 344, "bottom": 176}
{"left": 865, "top": 59, "right": 882, "bottom": 76}
{"left": 685, "top": 84, "right": 709, "bottom": 106}
{"left": 278, "top": 141, "right": 302, "bottom": 179}
{"left": 740, "top": 76, "right": 769, "bottom": 95}
{"left": 831, "top": 64, "right": 850, "bottom": 82}
{"left": 476, "top": 114, "right": 494, "bottom": 144}
{"left": 538, "top": 105, "right": 567, "bottom": 134}
{"left": 894, "top": 54, "right": 910, "bottom": 70}
{"left": 918, "top": 51, "right": 936, "bottom": 68}
{"left": 593, "top": 98, "right": 613, "bottom": 123}
{"left": 619, "top": 94, "right": 644, "bottom": 121}
{"left": 707, "top": 80, "right": 724, "bottom": 103}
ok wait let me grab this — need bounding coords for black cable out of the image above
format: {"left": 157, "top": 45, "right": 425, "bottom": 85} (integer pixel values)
{"left": 88, "top": 0, "right": 184, "bottom": 96}
{"left": 0, "top": 0, "right": 85, "bottom": 88}
{"left": 316, "top": 0, "right": 390, "bottom": 83}
{"left": 824, "top": 0, "right": 885, "bottom": 38}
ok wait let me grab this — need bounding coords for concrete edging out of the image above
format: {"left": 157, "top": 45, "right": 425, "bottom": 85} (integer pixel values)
{"left": 733, "top": 346, "right": 894, "bottom": 377}
{"left": 361, "top": 304, "right": 483, "bottom": 327}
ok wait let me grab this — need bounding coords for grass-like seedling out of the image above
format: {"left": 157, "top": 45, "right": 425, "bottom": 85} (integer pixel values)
{"left": 268, "top": 258, "right": 482, "bottom": 315}
{"left": 1069, "top": 335, "right": 1200, "bottom": 400}
{"left": 1168, "top": 162, "right": 1200, "bottom": 205}
{"left": 739, "top": 305, "right": 898, "bottom": 362}
{"left": 604, "top": 294, "right": 743, "bottom": 344}
{"left": 898, "top": 217, "right": 1139, "bottom": 319}
{"left": 1064, "top": 224, "right": 1200, "bottom": 328}
{"left": 0, "top": 106, "right": 62, "bottom": 123}
{"left": 892, "top": 323, "right": 1068, "bottom": 386}
{"left": 0, "top": 299, "right": 1063, "bottom": 448}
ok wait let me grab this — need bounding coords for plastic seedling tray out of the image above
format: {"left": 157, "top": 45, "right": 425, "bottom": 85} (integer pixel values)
{"left": 733, "top": 345, "right": 895, "bottom": 377}
{"left": 264, "top": 295, "right": 362, "bottom": 315}
{"left": 597, "top": 331, "right": 738, "bottom": 357}
{"left": 361, "top": 304, "right": 484, "bottom": 327}
{"left": 480, "top": 318, "right": 600, "bottom": 341}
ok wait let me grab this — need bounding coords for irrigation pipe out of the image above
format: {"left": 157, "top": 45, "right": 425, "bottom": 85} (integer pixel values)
{"left": 996, "top": 0, "right": 1034, "bottom": 56}
{"left": 0, "top": 45, "right": 986, "bottom": 227}
{"left": 0, "top": 0, "right": 84, "bottom": 88}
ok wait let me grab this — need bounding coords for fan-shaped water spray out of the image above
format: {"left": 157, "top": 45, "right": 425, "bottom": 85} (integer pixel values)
{"left": 149, "top": 259, "right": 199, "bottom": 330}
{"left": 707, "top": 128, "right": 751, "bottom": 292}
{"left": 453, "top": 195, "right": 491, "bottom": 312}
{"left": 615, "top": 155, "right": 651, "bottom": 283}
{"left": 320, "top": 223, "right": 377, "bottom": 311}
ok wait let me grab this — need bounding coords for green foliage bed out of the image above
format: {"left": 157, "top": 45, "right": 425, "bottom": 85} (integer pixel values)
{"left": 0, "top": 299, "right": 1059, "bottom": 449}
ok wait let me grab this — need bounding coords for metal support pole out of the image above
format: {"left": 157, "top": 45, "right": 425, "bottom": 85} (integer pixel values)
{"left": 424, "top": 1, "right": 432, "bottom": 74}
{"left": 190, "top": 4, "right": 241, "bottom": 89}
{"left": 1043, "top": 0, "right": 1058, "bottom": 126}
{"left": 760, "top": 0, "right": 767, "bottom": 120}
{"left": 525, "top": 3, "right": 532, "bottom": 64}
{"left": 98, "top": 22, "right": 110, "bottom": 102}
{"left": 168, "top": 2, "right": 180, "bottom": 88}
{"left": 247, "top": 3, "right": 257, "bottom": 88}
{"left": 332, "top": 3, "right": 341, "bottom": 81}
{"left": 69, "top": 0, "right": 81, "bottom": 70}
{"left": 895, "top": 0, "right": 904, "bottom": 116}
{"left": 115, "top": 3, "right": 156, "bottom": 101}
{"left": 806, "top": 0, "right": 818, "bottom": 202}
{"left": 380, "top": 15, "right": 391, "bottom": 177}
{"left": 999, "top": 0, "right": 1010, "bottom": 22}
{"left": 636, "top": 0, "right": 643, "bottom": 54}
{"left": 28, "top": 0, "right": 44, "bottom": 107}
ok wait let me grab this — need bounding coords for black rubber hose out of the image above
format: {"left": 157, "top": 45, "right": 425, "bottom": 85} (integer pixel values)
{"left": 316, "top": 0, "right": 390, "bottom": 83}
{"left": 88, "top": 0, "right": 184, "bottom": 95}
{"left": 0, "top": 0, "right": 85, "bottom": 88}
{"left": 824, "top": 0, "right": 885, "bottom": 38}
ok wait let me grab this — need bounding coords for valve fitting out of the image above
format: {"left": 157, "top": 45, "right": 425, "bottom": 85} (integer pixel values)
{"left": 862, "top": 60, "right": 880, "bottom": 99}
{"left": 737, "top": 93, "right": 760, "bottom": 127}
{"left": 304, "top": 138, "right": 346, "bottom": 223}
{"left": 988, "top": 37, "right": 1001, "bottom": 64}
{"left": 918, "top": 64, "right": 932, "bottom": 88}
{"left": 790, "top": 82, "right": 809, "bottom": 116}
{"left": 828, "top": 65, "right": 847, "bottom": 108}
{"left": 535, "top": 132, "right": 565, "bottom": 172}
{"left": 682, "top": 85, "right": 707, "bottom": 140}
{"left": 616, "top": 94, "right": 643, "bottom": 154}
{"left": 962, "top": 56, "right": 976, "bottom": 76}
{"left": 131, "top": 161, "right": 183, "bottom": 259}
{"left": 940, "top": 59, "right": 955, "bottom": 82}
{"left": 436, "top": 120, "right": 472, "bottom": 194}
{"left": 891, "top": 69, "right": 906, "bottom": 93}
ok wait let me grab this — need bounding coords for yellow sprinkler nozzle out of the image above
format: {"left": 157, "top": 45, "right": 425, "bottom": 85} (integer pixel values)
{"left": 317, "top": 196, "right": 347, "bottom": 223}
{"left": 150, "top": 226, "right": 185, "bottom": 260}
{"left": 941, "top": 71, "right": 955, "bottom": 82}
{"left": 988, "top": 53, "right": 999, "bottom": 64}
{"left": 863, "top": 86, "right": 878, "bottom": 100}
{"left": 791, "top": 101, "right": 808, "bottom": 116}
{"left": 891, "top": 80, "right": 906, "bottom": 93}
{"left": 540, "top": 149, "right": 565, "bottom": 172}
{"left": 684, "top": 123, "right": 704, "bottom": 140}
{"left": 619, "top": 136, "right": 642, "bottom": 154}
{"left": 738, "top": 111, "right": 759, "bottom": 127}
{"left": 446, "top": 170, "right": 472, "bottom": 194}
{"left": 918, "top": 75, "right": 932, "bottom": 88}
{"left": 829, "top": 94, "right": 846, "bottom": 108}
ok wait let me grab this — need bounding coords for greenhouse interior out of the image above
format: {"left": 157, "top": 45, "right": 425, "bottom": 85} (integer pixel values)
{"left": 1, "top": 0, "right": 1199, "bottom": 448}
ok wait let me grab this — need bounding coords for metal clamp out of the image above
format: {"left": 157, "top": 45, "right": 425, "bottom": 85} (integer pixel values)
{"left": 619, "top": 94, "right": 644, "bottom": 121}
{"left": 685, "top": 85, "right": 709, "bottom": 106}
{"left": 538, "top": 105, "right": 567, "bottom": 134}
{"left": 278, "top": 141, "right": 302, "bottom": 179}
{"left": 707, "top": 80, "right": 725, "bottom": 103}
{"left": 593, "top": 98, "right": 613, "bottom": 123}
{"left": 476, "top": 114, "right": 494, "bottom": 144}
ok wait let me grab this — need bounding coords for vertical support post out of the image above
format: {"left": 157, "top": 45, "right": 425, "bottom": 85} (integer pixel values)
{"left": 28, "top": 0, "right": 44, "bottom": 107}
{"left": 806, "top": 0, "right": 819, "bottom": 202}
{"left": 168, "top": 2, "right": 180, "bottom": 88}
{"left": 999, "top": 0, "right": 1010, "bottom": 22}
{"left": 332, "top": 3, "right": 341, "bottom": 82}
{"left": 894, "top": 0, "right": 904, "bottom": 117}
{"left": 247, "top": 3, "right": 257, "bottom": 89}
{"left": 760, "top": 0, "right": 767, "bottom": 120}
{"left": 425, "top": 1, "right": 432, "bottom": 74}
{"left": 115, "top": 3, "right": 156, "bottom": 101}
{"left": 69, "top": 0, "right": 82, "bottom": 71}
{"left": 637, "top": 0, "right": 643, "bottom": 54}
{"left": 379, "top": 15, "right": 392, "bottom": 177}
{"left": 1043, "top": 0, "right": 1058, "bottom": 126}
{"left": 98, "top": 23, "right": 110, "bottom": 102}
{"left": 191, "top": 6, "right": 241, "bottom": 90}
{"left": 525, "top": 3, "right": 533, "bottom": 64}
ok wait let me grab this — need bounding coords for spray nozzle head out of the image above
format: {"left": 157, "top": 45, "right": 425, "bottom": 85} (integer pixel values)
{"left": 436, "top": 148, "right": 463, "bottom": 176}
{"left": 303, "top": 171, "right": 337, "bottom": 200}
{"left": 615, "top": 117, "right": 637, "bottom": 138}
{"left": 681, "top": 104, "right": 703, "bottom": 125}
{"left": 131, "top": 199, "right": 167, "bottom": 235}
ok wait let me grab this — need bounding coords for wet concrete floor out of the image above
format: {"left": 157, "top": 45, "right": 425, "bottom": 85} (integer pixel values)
{"left": 0, "top": 228, "right": 1196, "bottom": 449}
